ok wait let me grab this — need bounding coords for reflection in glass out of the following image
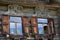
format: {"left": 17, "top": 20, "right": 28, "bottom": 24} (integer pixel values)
{"left": 38, "top": 18, "right": 48, "bottom": 23}
{"left": 17, "top": 23, "right": 23, "bottom": 35}
{"left": 38, "top": 24, "right": 47, "bottom": 34}
{"left": 10, "top": 23, "right": 16, "bottom": 34}
{"left": 43, "top": 24, "right": 47, "bottom": 27}
{"left": 10, "top": 17, "right": 23, "bottom": 35}
{"left": 38, "top": 24, "right": 44, "bottom": 34}
{"left": 10, "top": 17, "right": 21, "bottom": 22}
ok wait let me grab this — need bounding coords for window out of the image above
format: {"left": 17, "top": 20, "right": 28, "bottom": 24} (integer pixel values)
{"left": 17, "top": 23, "right": 22, "bottom": 35}
{"left": 37, "top": 18, "right": 48, "bottom": 23}
{"left": 10, "top": 17, "right": 23, "bottom": 35}
{"left": 10, "top": 17, "right": 21, "bottom": 22}
{"left": 37, "top": 18, "right": 48, "bottom": 34}
{"left": 10, "top": 23, "right": 16, "bottom": 34}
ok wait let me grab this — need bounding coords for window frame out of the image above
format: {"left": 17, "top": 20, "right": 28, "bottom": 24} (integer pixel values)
{"left": 10, "top": 16, "right": 23, "bottom": 35}
{"left": 37, "top": 17, "right": 49, "bottom": 35}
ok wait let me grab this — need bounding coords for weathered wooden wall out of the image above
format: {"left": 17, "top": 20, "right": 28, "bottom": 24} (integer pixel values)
{"left": 0, "top": 4, "right": 59, "bottom": 40}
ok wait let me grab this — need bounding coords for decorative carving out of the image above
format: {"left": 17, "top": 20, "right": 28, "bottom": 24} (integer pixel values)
{"left": 8, "top": 5, "right": 23, "bottom": 11}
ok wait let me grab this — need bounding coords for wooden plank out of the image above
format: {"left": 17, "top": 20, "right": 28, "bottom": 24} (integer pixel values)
{"left": 48, "top": 18, "right": 55, "bottom": 34}
{"left": 3, "top": 25, "right": 9, "bottom": 33}
{"left": 2, "top": 15, "right": 9, "bottom": 24}
{"left": 31, "top": 17, "right": 38, "bottom": 34}
{"left": 0, "top": 6, "right": 8, "bottom": 11}
{"left": 2, "top": 15, "right": 9, "bottom": 34}
{"left": 0, "top": 0, "right": 60, "bottom": 7}
{"left": 22, "top": 17, "right": 30, "bottom": 35}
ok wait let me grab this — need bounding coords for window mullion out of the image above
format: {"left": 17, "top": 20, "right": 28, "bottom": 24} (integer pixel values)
{"left": 15, "top": 23, "right": 17, "bottom": 34}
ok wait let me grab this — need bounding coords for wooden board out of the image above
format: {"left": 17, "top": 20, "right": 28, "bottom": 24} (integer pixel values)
{"left": 48, "top": 18, "right": 55, "bottom": 34}
{"left": 22, "top": 17, "right": 30, "bottom": 35}
{"left": 31, "top": 17, "right": 38, "bottom": 34}
{"left": 2, "top": 15, "right": 9, "bottom": 24}
{"left": 2, "top": 15, "right": 9, "bottom": 34}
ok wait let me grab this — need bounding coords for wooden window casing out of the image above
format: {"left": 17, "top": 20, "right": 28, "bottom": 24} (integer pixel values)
{"left": 2, "top": 15, "right": 9, "bottom": 34}
{"left": 48, "top": 18, "right": 55, "bottom": 34}
{"left": 2, "top": 15, "right": 24, "bottom": 38}
{"left": 2, "top": 15, "right": 55, "bottom": 37}
{"left": 31, "top": 17, "right": 38, "bottom": 35}
{"left": 10, "top": 16, "right": 23, "bottom": 36}
{"left": 22, "top": 17, "right": 30, "bottom": 36}
{"left": 37, "top": 17, "right": 50, "bottom": 35}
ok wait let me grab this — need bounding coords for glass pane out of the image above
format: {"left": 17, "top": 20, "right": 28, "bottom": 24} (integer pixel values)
{"left": 10, "top": 17, "right": 21, "bottom": 23}
{"left": 37, "top": 18, "right": 48, "bottom": 23}
{"left": 17, "top": 23, "right": 23, "bottom": 35}
{"left": 38, "top": 24, "right": 47, "bottom": 34}
{"left": 38, "top": 24, "right": 44, "bottom": 34}
{"left": 10, "top": 23, "right": 16, "bottom": 34}
{"left": 43, "top": 24, "right": 47, "bottom": 27}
